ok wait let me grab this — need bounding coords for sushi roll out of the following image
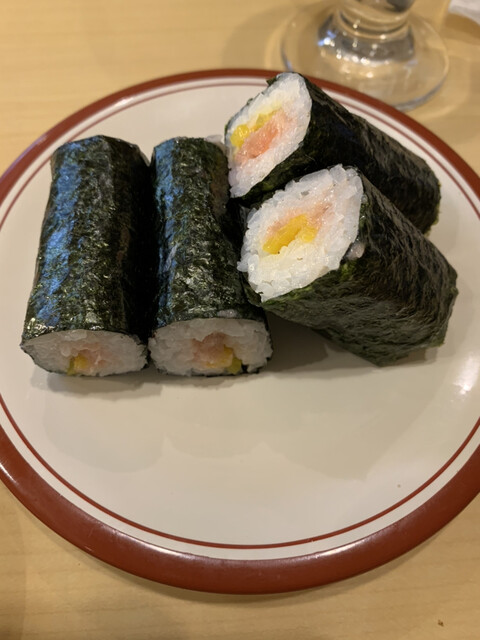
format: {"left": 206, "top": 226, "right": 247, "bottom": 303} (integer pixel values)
{"left": 21, "top": 135, "right": 154, "bottom": 376}
{"left": 148, "top": 137, "right": 272, "bottom": 376}
{"left": 225, "top": 72, "right": 440, "bottom": 233}
{"left": 238, "top": 165, "right": 458, "bottom": 366}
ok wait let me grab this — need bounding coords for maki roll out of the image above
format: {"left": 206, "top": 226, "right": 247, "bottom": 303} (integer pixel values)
{"left": 21, "top": 135, "right": 154, "bottom": 376}
{"left": 149, "top": 137, "right": 272, "bottom": 376}
{"left": 225, "top": 72, "right": 440, "bottom": 233}
{"left": 238, "top": 165, "right": 457, "bottom": 366}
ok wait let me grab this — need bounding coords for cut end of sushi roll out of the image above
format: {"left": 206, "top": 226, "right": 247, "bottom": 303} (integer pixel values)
{"left": 225, "top": 73, "right": 311, "bottom": 199}
{"left": 21, "top": 330, "right": 147, "bottom": 376}
{"left": 148, "top": 318, "right": 272, "bottom": 376}
{"left": 238, "top": 165, "right": 363, "bottom": 302}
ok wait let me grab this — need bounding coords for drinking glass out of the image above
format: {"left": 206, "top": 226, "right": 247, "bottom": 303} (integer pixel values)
{"left": 281, "top": 0, "right": 449, "bottom": 110}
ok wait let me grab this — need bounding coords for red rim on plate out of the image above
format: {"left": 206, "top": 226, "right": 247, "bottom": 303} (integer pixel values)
{"left": 0, "top": 69, "right": 479, "bottom": 594}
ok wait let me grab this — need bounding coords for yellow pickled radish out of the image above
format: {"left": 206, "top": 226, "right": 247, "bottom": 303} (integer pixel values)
{"left": 230, "top": 124, "right": 251, "bottom": 148}
{"left": 230, "top": 110, "right": 277, "bottom": 149}
{"left": 227, "top": 356, "right": 243, "bottom": 375}
{"left": 205, "top": 346, "right": 242, "bottom": 373}
{"left": 263, "top": 214, "right": 317, "bottom": 254}
{"left": 255, "top": 111, "right": 276, "bottom": 128}
{"left": 67, "top": 353, "right": 90, "bottom": 375}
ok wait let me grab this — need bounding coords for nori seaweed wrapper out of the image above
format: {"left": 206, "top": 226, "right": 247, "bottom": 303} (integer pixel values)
{"left": 252, "top": 170, "right": 457, "bottom": 366}
{"left": 229, "top": 73, "right": 440, "bottom": 233}
{"left": 21, "top": 135, "right": 155, "bottom": 347}
{"left": 150, "top": 137, "right": 268, "bottom": 332}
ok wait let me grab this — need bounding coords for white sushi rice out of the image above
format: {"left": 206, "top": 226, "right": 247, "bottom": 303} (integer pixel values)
{"left": 238, "top": 165, "right": 364, "bottom": 302}
{"left": 148, "top": 317, "right": 272, "bottom": 376}
{"left": 225, "top": 73, "right": 311, "bottom": 198}
{"left": 22, "top": 329, "right": 147, "bottom": 376}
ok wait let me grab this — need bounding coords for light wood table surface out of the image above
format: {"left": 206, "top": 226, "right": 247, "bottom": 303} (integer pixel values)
{"left": 1, "top": 1, "right": 479, "bottom": 638}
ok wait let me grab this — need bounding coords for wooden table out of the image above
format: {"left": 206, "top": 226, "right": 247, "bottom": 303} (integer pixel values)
{"left": 1, "top": 1, "right": 479, "bottom": 637}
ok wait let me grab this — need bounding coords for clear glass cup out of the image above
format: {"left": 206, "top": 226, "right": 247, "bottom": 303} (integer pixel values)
{"left": 281, "top": 0, "right": 449, "bottom": 111}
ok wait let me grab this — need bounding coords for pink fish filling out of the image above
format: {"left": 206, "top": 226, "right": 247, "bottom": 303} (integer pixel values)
{"left": 234, "top": 110, "right": 290, "bottom": 165}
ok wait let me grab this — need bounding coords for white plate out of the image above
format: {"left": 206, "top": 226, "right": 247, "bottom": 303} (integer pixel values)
{"left": 0, "top": 70, "right": 479, "bottom": 594}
